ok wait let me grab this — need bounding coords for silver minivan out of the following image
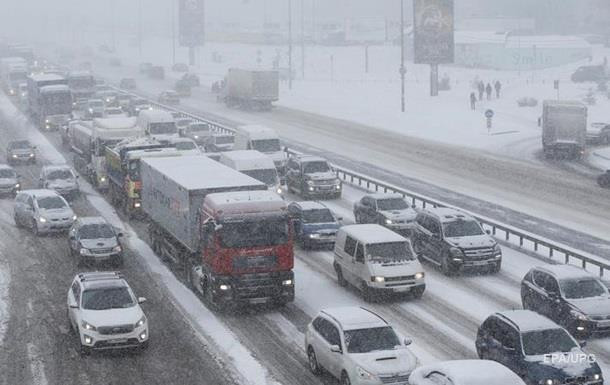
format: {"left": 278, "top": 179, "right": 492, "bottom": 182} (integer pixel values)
{"left": 14, "top": 189, "right": 76, "bottom": 235}
{"left": 333, "top": 224, "right": 426, "bottom": 301}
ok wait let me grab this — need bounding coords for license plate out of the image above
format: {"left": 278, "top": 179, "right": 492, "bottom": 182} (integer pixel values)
{"left": 472, "top": 261, "right": 489, "bottom": 266}
{"left": 110, "top": 339, "right": 128, "bottom": 344}
{"left": 249, "top": 298, "right": 269, "bottom": 304}
{"left": 394, "top": 287, "right": 411, "bottom": 293}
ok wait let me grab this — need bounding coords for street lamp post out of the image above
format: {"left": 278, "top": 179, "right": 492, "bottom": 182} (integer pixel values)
{"left": 400, "top": 0, "right": 406, "bottom": 112}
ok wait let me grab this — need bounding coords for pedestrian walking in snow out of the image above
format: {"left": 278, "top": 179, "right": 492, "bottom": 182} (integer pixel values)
{"left": 478, "top": 81, "right": 485, "bottom": 101}
{"left": 486, "top": 83, "right": 492, "bottom": 100}
{"left": 470, "top": 92, "right": 477, "bottom": 110}
{"left": 494, "top": 80, "right": 502, "bottom": 98}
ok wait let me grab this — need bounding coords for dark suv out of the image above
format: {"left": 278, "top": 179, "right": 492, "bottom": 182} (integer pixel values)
{"left": 521, "top": 264, "right": 610, "bottom": 339}
{"left": 285, "top": 155, "right": 341, "bottom": 199}
{"left": 476, "top": 310, "right": 603, "bottom": 385}
{"left": 353, "top": 193, "right": 417, "bottom": 236}
{"left": 411, "top": 208, "right": 501, "bottom": 275}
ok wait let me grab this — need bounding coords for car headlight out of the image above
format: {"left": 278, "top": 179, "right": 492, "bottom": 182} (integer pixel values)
{"left": 592, "top": 374, "right": 602, "bottom": 381}
{"left": 99, "top": 176, "right": 106, "bottom": 182}
{"left": 80, "top": 248, "right": 91, "bottom": 256}
{"left": 539, "top": 380, "right": 559, "bottom": 385}
{"left": 385, "top": 218, "right": 393, "bottom": 225}
{"left": 72, "top": 215, "right": 77, "bottom": 220}
{"left": 14, "top": 183, "right": 20, "bottom": 188}
{"left": 135, "top": 315, "right": 147, "bottom": 328}
{"left": 39, "top": 217, "right": 47, "bottom": 223}
{"left": 493, "top": 243, "right": 502, "bottom": 255}
{"left": 356, "top": 366, "right": 376, "bottom": 381}
{"left": 308, "top": 233, "right": 321, "bottom": 239}
{"left": 335, "top": 183, "right": 341, "bottom": 190}
{"left": 112, "top": 245, "right": 122, "bottom": 253}
{"left": 194, "top": 135, "right": 199, "bottom": 139}
{"left": 449, "top": 247, "right": 464, "bottom": 260}
{"left": 282, "top": 279, "right": 293, "bottom": 286}
{"left": 81, "top": 320, "right": 96, "bottom": 331}
{"left": 45, "top": 119, "right": 50, "bottom": 123}
{"left": 372, "top": 276, "right": 385, "bottom": 283}
{"left": 414, "top": 272, "right": 425, "bottom": 280}
{"left": 276, "top": 187, "right": 283, "bottom": 194}
{"left": 570, "top": 309, "right": 588, "bottom": 321}
{"left": 306, "top": 180, "right": 314, "bottom": 186}
{"left": 133, "top": 201, "right": 141, "bottom": 208}
{"left": 88, "top": 108, "right": 93, "bottom": 113}
{"left": 12, "top": 154, "right": 17, "bottom": 158}
{"left": 29, "top": 153, "right": 35, "bottom": 157}
{"left": 219, "top": 284, "right": 230, "bottom": 291}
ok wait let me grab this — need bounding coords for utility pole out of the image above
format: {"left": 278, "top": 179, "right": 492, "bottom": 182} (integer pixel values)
{"left": 400, "top": 0, "right": 406, "bottom": 112}
{"left": 171, "top": 0, "right": 176, "bottom": 65}
{"left": 288, "top": 0, "right": 293, "bottom": 90}
{"left": 301, "top": 0, "right": 305, "bottom": 79}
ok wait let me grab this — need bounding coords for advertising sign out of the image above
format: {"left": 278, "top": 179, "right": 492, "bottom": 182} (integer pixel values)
{"left": 179, "top": 0, "right": 205, "bottom": 47}
{"left": 413, "top": 0, "right": 454, "bottom": 64}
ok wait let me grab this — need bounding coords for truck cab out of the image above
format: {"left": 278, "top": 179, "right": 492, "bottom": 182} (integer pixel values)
{"left": 137, "top": 109, "right": 178, "bottom": 144}
{"left": 542, "top": 100, "right": 587, "bottom": 159}
{"left": 234, "top": 124, "right": 287, "bottom": 181}
{"left": 219, "top": 150, "right": 282, "bottom": 195}
{"left": 39, "top": 85, "right": 72, "bottom": 131}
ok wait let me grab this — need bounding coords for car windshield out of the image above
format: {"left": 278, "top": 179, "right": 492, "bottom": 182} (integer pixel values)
{"left": 344, "top": 327, "right": 400, "bottom": 354}
{"left": 0, "top": 169, "right": 16, "bottom": 178}
{"left": 176, "top": 120, "right": 191, "bottom": 128}
{"left": 303, "top": 161, "right": 331, "bottom": 174}
{"left": 252, "top": 139, "right": 281, "bottom": 152}
{"left": 442, "top": 219, "right": 484, "bottom": 237}
{"left": 215, "top": 135, "right": 234, "bottom": 144}
{"left": 133, "top": 100, "right": 148, "bottom": 106}
{"left": 89, "top": 100, "right": 104, "bottom": 108}
{"left": 10, "top": 141, "right": 31, "bottom": 149}
{"left": 105, "top": 109, "right": 123, "bottom": 115}
{"left": 174, "top": 141, "right": 197, "bottom": 150}
{"left": 149, "top": 122, "right": 177, "bottom": 135}
{"left": 47, "top": 169, "right": 73, "bottom": 180}
{"left": 81, "top": 287, "right": 135, "bottom": 310}
{"left": 377, "top": 198, "right": 409, "bottom": 211}
{"left": 560, "top": 278, "right": 607, "bottom": 299}
{"left": 367, "top": 242, "right": 415, "bottom": 263}
{"left": 37, "top": 196, "right": 66, "bottom": 210}
{"left": 79, "top": 223, "right": 115, "bottom": 239}
{"left": 188, "top": 124, "right": 209, "bottom": 133}
{"left": 522, "top": 329, "right": 578, "bottom": 356}
{"left": 218, "top": 217, "right": 289, "bottom": 248}
{"left": 242, "top": 169, "right": 278, "bottom": 186}
{"left": 42, "top": 92, "right": 72, "bottom": 114}
{"left": 302, "top": 208, "right": 335, "bottom": 223}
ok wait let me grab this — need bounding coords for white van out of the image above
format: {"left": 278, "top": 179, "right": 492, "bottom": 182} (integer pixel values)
{"left": 136, "top": 109, "right": 177, "bottom": 143}
{"left": 219, "top": 150, "right": 282, "bottom": 195}
{"left": 333, "top": 224, "right": 426, "bottom": 301}
{"left": 233, "top": 125, "right": 287, "bottom": 179}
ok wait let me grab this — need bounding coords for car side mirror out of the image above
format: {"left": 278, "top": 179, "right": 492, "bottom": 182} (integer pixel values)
{"left": 504, "top": 345, "right": 517, "bottom": 353}
{"left": 138, "top": 297, "right": 147, "bottom": 304}
{"left": 403, "top": 337, "right": 412, "bottom": 346}
{"left": 485, "top": 230, "right": 491, "bottom": 235}
{"left": 411, "top": 204, "right": 417, "bottom": 209}
{"left": 68, "top": 298, "right": 78, "bottom": 308}
{"left": 69, "top": 235, "right": 75, "bottom": 240}
{"left": 330, "top": 345, "right": 342, "bottom": 354}
{"left": 76, "top": 175, "right": 80, "bottom": 179}
{"left": 117, "top": 232, "right": 124, "bottom": 238}
{"left": 579, "top": 340, "right": 587, "bottom": 348}
{"left": 336, "top": 216, "right": 343, "bottom": 222}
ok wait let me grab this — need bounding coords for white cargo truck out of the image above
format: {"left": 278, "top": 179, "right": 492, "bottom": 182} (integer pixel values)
{"left": 541, "top": 100, "right": 587, "bottom": 159}
{"left": 219, "top": 150, "right": 282, "bottom": 195}
{"left": 233, "top": 124, "right": 287, "bottom": 182}
{"left": 222, "top": 68, "right": 279, "bottom": 110}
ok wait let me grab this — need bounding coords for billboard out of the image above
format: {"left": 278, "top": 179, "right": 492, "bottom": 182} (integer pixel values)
{"left": 413, "top": 0, "right": 454, "bottom": 64}
{"left": 179, "top": 0, "right": 205, "bottom": 47}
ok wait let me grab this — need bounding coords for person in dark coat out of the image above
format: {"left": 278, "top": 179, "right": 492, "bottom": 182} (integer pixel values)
{"left": 494, "top": 80, "right": 502, "bottom": 98}
{"left": 470, "top": 92, "right": 477, "bottom": 110}
{"left": 486, "top": 83, "right": 492, "bottom": 100}
{"left": 478, "top": 81, "right": 485, "bottom": 101}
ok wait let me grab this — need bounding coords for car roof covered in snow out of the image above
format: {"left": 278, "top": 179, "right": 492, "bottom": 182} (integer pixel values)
{"left": 535, "top": 264, "right": 595, "bottom": 281}
{"left": 320, "top": 307, "right": 388, "bottom": 331}
{"left": 40, "top": 84, "right": 70, "bottom": 93}
{"left": 41, "top": 164, "right": 73, "bottom": 172}
{"left": 21, "top": 189, "right": 63, "bottom": 198}
{"left": 138, "top": 109, "right": 174, "bottom": 122}
{"left": 293, "top": 154, "right": 327, "bottom": 163}
{"left": 78, "top": 272, "right": 128, "bottom": 290}
{"left": 29, "top": 73, "right": 65, "bottom": 82}
{"left": 237, "top": 124, "right": 278, "bottom": 139}
{"left": 424, "top": 207, "right": 474, "bottom": 222}
{"left": 142, "top": 155, "right": 266, "bottom": 191}
{"left": 93, "top": 117, "right": 138, "bottom": 130}
{"left": 220, "top": 150, "right": 276, "bottom": 170}
{"left": 410, "top": 360, "right": 525, "bottom": 385}
{"left": 339, "top": 224, "right": 406, "bottom": 244}
{"left": 365, "top": 193, "right": 405, "bottom": 201}
{"left": 495, "top": 310, "right": 561, "bottom": 333}
{"left": 291, "top": 201, "right": 330, "bottom": 211}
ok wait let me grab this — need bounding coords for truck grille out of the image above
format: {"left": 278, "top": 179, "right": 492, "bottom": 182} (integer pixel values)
{"left": 463, "top": 246, "right": 495, "bottom": 260}
{"left": 233, "top": 255, "right": 277, "bottom": 271}
{"left": 385, "top": 275, "right": 415, "bottom": 282}
{"left": 92, "top": 248, "right": 114, "bottom": 254}
{"left": 97, "top": 324, "right": 134, "bottom": 335}
{"left": 563, "top": 376, "right": 587, "bottom": 384}
{"left": 233, "top": 273, "right": 281, "bottom": 300}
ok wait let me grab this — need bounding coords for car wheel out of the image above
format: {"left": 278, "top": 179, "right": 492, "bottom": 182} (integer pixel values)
{"left": 307, "top": 346, "right": 322, "bottom": 375}
{"left": 411, "top": 286, "right": 425, "bottom": 299}
{"left": 14, "top": 214, "right": 21, "bottom": 228}
{"left": 490, "top": 262, "right": 501, "bottom": 274}
{"left": 440, "top": 257, "right": 453, "bottom": 276}
{"left": 66, "top": 309, "right": 74, "bottom": 333}
{"left": 334, "top": 263, "right": 347, "bottom": 287}
{"left": 341, "top": 371, "right": 351, "bottom": 385}
{"left": 362, "top": 283, "right": 374, "bottom": 302}
{"left": 31, "top": 220, "right": 39, "bottom": 236}
{"left": 77, "top": 329, "right": 91, "bottom": 356}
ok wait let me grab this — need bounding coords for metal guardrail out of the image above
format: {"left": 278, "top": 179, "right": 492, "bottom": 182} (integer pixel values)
{"left": 112, "top": 87, "right": 610, "bottom": 276}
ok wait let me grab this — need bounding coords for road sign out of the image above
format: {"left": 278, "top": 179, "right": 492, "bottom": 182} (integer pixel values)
{"left": 485, "top": 109, "right": 494, "bottom": 118}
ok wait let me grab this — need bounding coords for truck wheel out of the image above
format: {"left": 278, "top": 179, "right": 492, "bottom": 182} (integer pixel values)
{"left": 335, "top": 264, "right": 347, "bottom": 287}
{"left": 362, "top": 283, "right": 374, "bottom": 302}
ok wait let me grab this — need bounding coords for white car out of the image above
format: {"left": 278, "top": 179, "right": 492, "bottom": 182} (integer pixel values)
{"left": 14, "top": 189, "right": 76, "bottom": 235}
{"left": 409, "top": 360, "right": 526, "bottom": 385}
{"left": 39, "top": 165, "right": 80, "bottom": 201}
{"left": 67, "top": 272, "right": 149, "bottom": 355}
{"left": 305, "top": 307, "right": 417, "bottom": 385}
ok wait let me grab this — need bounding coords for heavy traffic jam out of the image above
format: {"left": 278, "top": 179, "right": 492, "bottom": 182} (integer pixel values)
{"left": 0, "top": 40, "right": 608, "bottom": 385}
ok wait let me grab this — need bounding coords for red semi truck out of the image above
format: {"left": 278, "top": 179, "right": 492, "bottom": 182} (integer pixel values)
{"left": 140, "top": 155, "right": 295, "bottom": 309}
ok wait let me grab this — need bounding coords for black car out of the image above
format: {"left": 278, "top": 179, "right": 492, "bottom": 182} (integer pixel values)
{"left": 7, "top": 140, "right": 36, "bottom": 165}
{"left": 353, "top": 193, "right": 417, "bottom": 236}
{"left": 598, "top": 170, "right": 610, "bottom": 188}
{"left": 571, "top": 65, "right": 607, "bottom": 83}
{"left": 288, "top": 201, "right": 341, "bottom": 249}
{"left": 521, "top": 265, "right": 610, "bottom": 339}
{"left": 285, "top": 155, "right": 341, "bottom": 199}
{"left": 411, "top": 207, "right": 501, "bottom": 275}
{"left": 68, "top": 216, "right": 124, "bottom": 266}
{"left": 476, "top": 310, "right": 603, "bottom": 385}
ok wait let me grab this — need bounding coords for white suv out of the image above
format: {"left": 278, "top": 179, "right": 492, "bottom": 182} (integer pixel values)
{"left": 305, "top": 307, "right": 418, "bottom": 385}
{"left": 67, "top": 272, "right": 149, "bottom": 355}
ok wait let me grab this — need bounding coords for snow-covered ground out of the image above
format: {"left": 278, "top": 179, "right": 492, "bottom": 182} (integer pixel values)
{"left": 97, "top": 35, "right": 610, "bottom": 159}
